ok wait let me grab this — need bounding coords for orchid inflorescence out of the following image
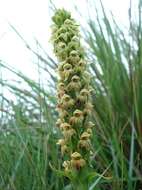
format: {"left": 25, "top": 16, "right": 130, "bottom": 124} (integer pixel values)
{"left": 51, "top": 9, "right": 95, "bottom": 172}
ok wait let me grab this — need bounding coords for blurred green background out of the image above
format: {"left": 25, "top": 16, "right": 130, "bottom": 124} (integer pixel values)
{"left": 0, "top": 0, "right": 142, "bottom": 189}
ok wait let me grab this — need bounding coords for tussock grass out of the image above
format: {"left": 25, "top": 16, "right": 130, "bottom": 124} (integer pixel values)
{"left": 0, "top": 1, "right": 142, "bottom": 189}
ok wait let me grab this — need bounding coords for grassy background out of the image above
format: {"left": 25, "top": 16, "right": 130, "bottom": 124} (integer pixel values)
{"left": 0, "top": 0, "right": 142, "bottom": 189}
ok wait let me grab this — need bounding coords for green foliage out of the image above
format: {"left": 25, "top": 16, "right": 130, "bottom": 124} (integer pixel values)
{"left": 0, "top": 1, "right": 142, "bottom": 189}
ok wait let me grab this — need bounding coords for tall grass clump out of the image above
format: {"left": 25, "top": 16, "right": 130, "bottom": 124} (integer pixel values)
{"left": 0, "top": 0, "right": 142, "bottom": 189}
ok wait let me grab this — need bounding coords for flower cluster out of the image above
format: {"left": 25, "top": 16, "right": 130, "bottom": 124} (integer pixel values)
{"left": 51, "top": 9, "right": 94, "bottom": 172}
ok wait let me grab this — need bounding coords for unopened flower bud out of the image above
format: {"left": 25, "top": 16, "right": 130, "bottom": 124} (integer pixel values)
{"left": 56, "top": 139, "right": 66, "bottom": 146}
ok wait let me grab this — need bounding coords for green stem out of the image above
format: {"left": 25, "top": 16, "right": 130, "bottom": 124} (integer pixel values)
{"left": 72, "top": 182, "right": 88, "bottom": 190}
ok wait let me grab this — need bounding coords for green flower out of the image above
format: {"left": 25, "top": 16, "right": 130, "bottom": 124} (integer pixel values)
{"left": 51, "top": 9, "right": 95, "bottom": 172}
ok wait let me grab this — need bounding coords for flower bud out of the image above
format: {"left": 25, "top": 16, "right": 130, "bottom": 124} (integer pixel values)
{"left": 55, "top": 118, "right": 62, "bottom": 128}
{"left": 63, "top": 63, "right": 73, "bottom": 80}
{"left": 78, "top": 139, "right": 91, "bottom": 150}
{"left": 60, "top": 122, "right": 71, "bottom": 130}
{"left": 83, "top": 102, "right": 93, "bottom": 116}
{"left": 71, "top": 152, "right": 82, "bottom": 160}
{"left": 61, "top": 94, "right": 74, "bottom": 108}
{"left": 61, "top": 145, "right": 69, "bottom": 155}
{"left": 71, "top": 152, "right": 86, "bottom": 169}
{"left": 56, "top": 139, "right": 66, "bottom": 146}
{"left": 67, "top": 75, "right": 81, "bottom": 91}
{"left": 63, "top": 160, "right": 71, "bottom": 171}
{"left": 86, "top": 128, "right": 93, "bottom": 136}
{"left": 80, "top": 132, "right": 90, "bottom": 140}
{"left": 69, "top": 50, "right": 80, "bottom": 64}
{"left": 63, "top": 128, "right": 76, "bottom": 139}
{"left": 87, "top": 121, "right": 95, "bottom": 128}
{"left": 78, "top": 89, "right": 90, "bottom": 102}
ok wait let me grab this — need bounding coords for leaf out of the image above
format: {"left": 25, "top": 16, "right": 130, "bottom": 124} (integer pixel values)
{"left": 89, "top": 162, "right": 113, "bottom": 189}
{"left": 87, "top": 171, "right": 112, "bottom": 181}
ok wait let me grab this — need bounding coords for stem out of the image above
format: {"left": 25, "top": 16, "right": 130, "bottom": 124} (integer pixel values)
{"left": 72, "top": 181, "right": 88, "bottom": 190}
